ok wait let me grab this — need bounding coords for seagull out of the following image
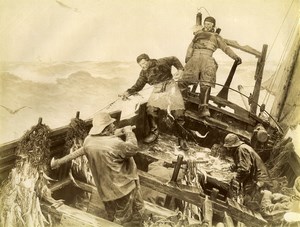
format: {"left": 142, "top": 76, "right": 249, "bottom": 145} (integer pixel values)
{"left": 55, "top": 0, "right": 79, "bottom": 12}
{"left": 0, "top": 105, "right": 32, "bottom": 114}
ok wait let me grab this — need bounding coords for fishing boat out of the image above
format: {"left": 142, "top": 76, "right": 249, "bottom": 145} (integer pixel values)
{"left": 0, "top": 12, "right": 299, "bottom": 227}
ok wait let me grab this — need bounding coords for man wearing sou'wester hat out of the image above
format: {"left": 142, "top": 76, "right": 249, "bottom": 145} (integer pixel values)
{"left": 83, "top": 112, "right": 144, "bottom": 225}
{"left": 51, "top": 112, "right": 145, "bottom": 225}
{"left": 224, "top": 133, "right": 272, "bottom": 211}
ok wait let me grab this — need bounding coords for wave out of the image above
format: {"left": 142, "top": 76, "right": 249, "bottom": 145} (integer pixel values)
{"left": 0, "top": 60, "right": 278, "bottom": 143}
{"left": 0, "top": 61, "right": 138, "bottom": 84}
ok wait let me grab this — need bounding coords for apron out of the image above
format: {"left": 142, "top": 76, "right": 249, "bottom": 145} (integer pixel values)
{"left": 147, "top": 79, "right": 185, "bottom": 111}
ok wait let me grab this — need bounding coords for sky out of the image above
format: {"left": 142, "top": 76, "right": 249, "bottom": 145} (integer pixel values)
{"left": 0, "top": 0, "right": 299, "bottom": 63}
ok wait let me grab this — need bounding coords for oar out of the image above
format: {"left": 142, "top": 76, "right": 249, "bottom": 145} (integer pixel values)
{"left": 216, "top": 60, "right": 239, "bottom": 106}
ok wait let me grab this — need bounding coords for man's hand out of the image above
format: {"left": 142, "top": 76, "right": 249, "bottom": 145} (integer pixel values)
{"left": 123, "top": 125, "right": 133, "bottom": 133}
{"left": 173, "top": 69, "right": 184, "bottom": 81}
{"left": 235, "top": 56, "right": 242, "bottom": 65}
{"left": 114, "top": 128, "right": 123, "bottom": 136}
{"left": 118, "top": 91, "right": 130, "bottom": 101}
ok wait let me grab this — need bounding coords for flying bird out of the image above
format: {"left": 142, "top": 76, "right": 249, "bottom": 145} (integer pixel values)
{"left": 55, "top": 0, "right": 79, "bottom": 12}
{"left": 0, "top": 105, "right": 32, "bottom": 114}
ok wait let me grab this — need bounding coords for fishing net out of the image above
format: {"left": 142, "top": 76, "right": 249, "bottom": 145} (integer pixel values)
{"left": 64, "top": 117, "right": 93, "bottom": 184}
{"left": 0, "top": 120, "right": 62, "bottom": 227}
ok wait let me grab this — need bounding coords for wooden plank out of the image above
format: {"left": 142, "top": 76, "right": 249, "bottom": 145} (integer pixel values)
{"left": 73, "top": 179, "right": 202, "bottom": 225}
{"left": 137, "top": 171, "right": 268, "bottom": 225}
{"left": 41, "top": 203, "right": 121, "bottom": 227}
{"left": 210, "top": 96, "right": 251, "bottom": 120}
{"left": 0, "top": 162, "right": 15, "bottom": 174}
{"left": 0, "top": 154, "right": 16, "bottom": 165}
{"left": 0, "top": 110, "right": 122, "bottom": 155}
{"left": 186, "top": 95, "right": 255, "bottom": 126}
{"left": 54, "top": 171, "right": 267, "bottom": 226}
{"left": 186, "top": 110, "right": 252, "bottom": 141}
{"left": 50, "top": 177, "right": 72, "bottom": 192}
{"left": 0, "top": 146, "right": 17, "bottom": 158}
{"left": 0, "top": 140, "right": 18, "bottom": 153}
{"left": 224, "top": 39, "right": 262, "bottom": 58}
{"left": 226, "top": 198, "right": 267, "bottom": 225}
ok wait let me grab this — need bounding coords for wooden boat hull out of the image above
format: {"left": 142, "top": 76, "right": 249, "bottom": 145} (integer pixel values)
{"left": 0, "top": 101, "right": 299, "bottom": 226}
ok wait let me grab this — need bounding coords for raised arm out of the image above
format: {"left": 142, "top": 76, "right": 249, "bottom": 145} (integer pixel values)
{"left": 117, "top": 126, "right": 138, "bottom": 158}
{"left": 217, "top": 35, "right": 242, "bottom": 64}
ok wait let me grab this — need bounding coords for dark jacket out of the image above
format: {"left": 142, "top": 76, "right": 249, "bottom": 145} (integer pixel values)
{"left": 185, "top": 31, "right": 238, "bottom": 63}
{"left": 127, "top": 57, "right": 184, "bottom": 95}
{"left": 233, "top": 143, "right": 271, "bottom": 187}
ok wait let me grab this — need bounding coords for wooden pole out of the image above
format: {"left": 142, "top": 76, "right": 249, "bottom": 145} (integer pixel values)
{"left": 250, "top": 44, "right": 268, "bottom": 115}
{"left": 164, "top": 155, "right": 183, "bottom": 208}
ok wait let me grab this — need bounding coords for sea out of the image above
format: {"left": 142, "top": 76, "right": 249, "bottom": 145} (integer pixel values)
{"left": 1, "top": 60, "right": 299, "bottom": 156}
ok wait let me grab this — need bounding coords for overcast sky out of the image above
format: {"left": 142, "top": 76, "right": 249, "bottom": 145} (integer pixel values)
{"left": 0, "top": 0, "right": 299, "bottom": 62}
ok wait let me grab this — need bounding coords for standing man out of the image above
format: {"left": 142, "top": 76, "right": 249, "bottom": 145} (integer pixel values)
{"left": 223, "top": 133, "right": 272, "bottom": 210}
{"left": 120, "top": 53, "right": 188, "bottom": 150}
{"left": 51, "top": 112, "right": 144, "bottom": 226}
{"left": 178, "top": 16, "right": 242, "bottom": 117}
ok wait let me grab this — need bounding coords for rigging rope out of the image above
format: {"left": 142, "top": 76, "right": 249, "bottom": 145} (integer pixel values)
{"left": 262, "top": 18, "right": 299, "bottom": 105}
{"left": 197, "top": 7, "right": 210, "bottom": 15}
{"left": 87, "top": 86, "right": 153, "bottom": 119}
{"left": 266, "top": 0, "right": 295, "bottom": 60}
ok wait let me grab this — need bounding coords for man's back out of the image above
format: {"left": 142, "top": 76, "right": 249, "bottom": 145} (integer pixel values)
{"left": 83, "top": 135, "right": 138, "bottom": 202}
{"left": 236, "top": 143, "right": 270, "bottom": 183}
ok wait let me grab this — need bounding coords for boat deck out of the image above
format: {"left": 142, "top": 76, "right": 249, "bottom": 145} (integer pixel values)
{"left": 136, "top": 132, "right": 235, "bottom": 187}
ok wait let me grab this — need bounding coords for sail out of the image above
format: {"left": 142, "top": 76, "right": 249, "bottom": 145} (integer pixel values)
{"left": 270, "top": 26, "right": 300, "bottom": 129}
{"left": 261, "top": 73, "right": 277, "bottom": 96}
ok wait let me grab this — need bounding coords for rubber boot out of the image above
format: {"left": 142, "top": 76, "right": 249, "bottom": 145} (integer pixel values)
{"left": 144, "top": 115, "right": 158, "bottom": 144}
{"left": 174, "top": 116, "right": 189, "bottom": 151}
{"left": 198, "top": 86, "right": 211, "bottom": 118}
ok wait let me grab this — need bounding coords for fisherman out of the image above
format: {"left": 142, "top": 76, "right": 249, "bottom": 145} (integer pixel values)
{"left": 223, "top": 133, "right": 272, "bottom": 210}
{"left": 120, "top": 53, "right": 188, "bottom": 150}
{"left": 52, "top": 112, "right": 145, "bottom": 226}
{"left": 178, "top": 16, "right": 242, "bottom": 117}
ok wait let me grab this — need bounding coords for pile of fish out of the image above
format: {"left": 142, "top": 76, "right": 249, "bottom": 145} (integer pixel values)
{"left": 0, "top": 121, "right": 63, "bottom": 227}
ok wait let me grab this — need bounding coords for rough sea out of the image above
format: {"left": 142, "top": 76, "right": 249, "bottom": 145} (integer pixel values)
{"left": 0, "top": 60, "right": 282, "bottom": 144}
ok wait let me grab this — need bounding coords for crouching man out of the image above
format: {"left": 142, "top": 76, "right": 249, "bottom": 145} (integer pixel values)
{"left": 223, "top": 133, "right": 272, "bottom": 210}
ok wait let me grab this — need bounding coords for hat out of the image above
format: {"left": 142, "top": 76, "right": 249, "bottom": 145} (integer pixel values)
{"left": 204, "top": 16, "right": 216, "bottom": 27}
{"left": 136, "top": 53, "right": 150, "bottom": 63}
{"left": 223, "top": 133, "right": 244, "bottom": 148}
{"left": 89, "top": 112, "right": 116, "bottom": 135}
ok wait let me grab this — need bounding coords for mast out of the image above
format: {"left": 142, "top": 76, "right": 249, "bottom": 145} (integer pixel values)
{"left": 250, "top": 44, "right": 268, "bottom": 115}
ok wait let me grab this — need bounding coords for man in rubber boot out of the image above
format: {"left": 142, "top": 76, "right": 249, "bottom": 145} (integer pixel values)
{"left": 52, "top": 112, "right": 145, "bottom": 226}
{"left": 178, "top": 16, "right": 242, "bottom": 117}
{"left": 223, "top": 133, "right": 272, "bottom": 211}
{"left": 120, "top": 54, "right": 188, "bottom": 150}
